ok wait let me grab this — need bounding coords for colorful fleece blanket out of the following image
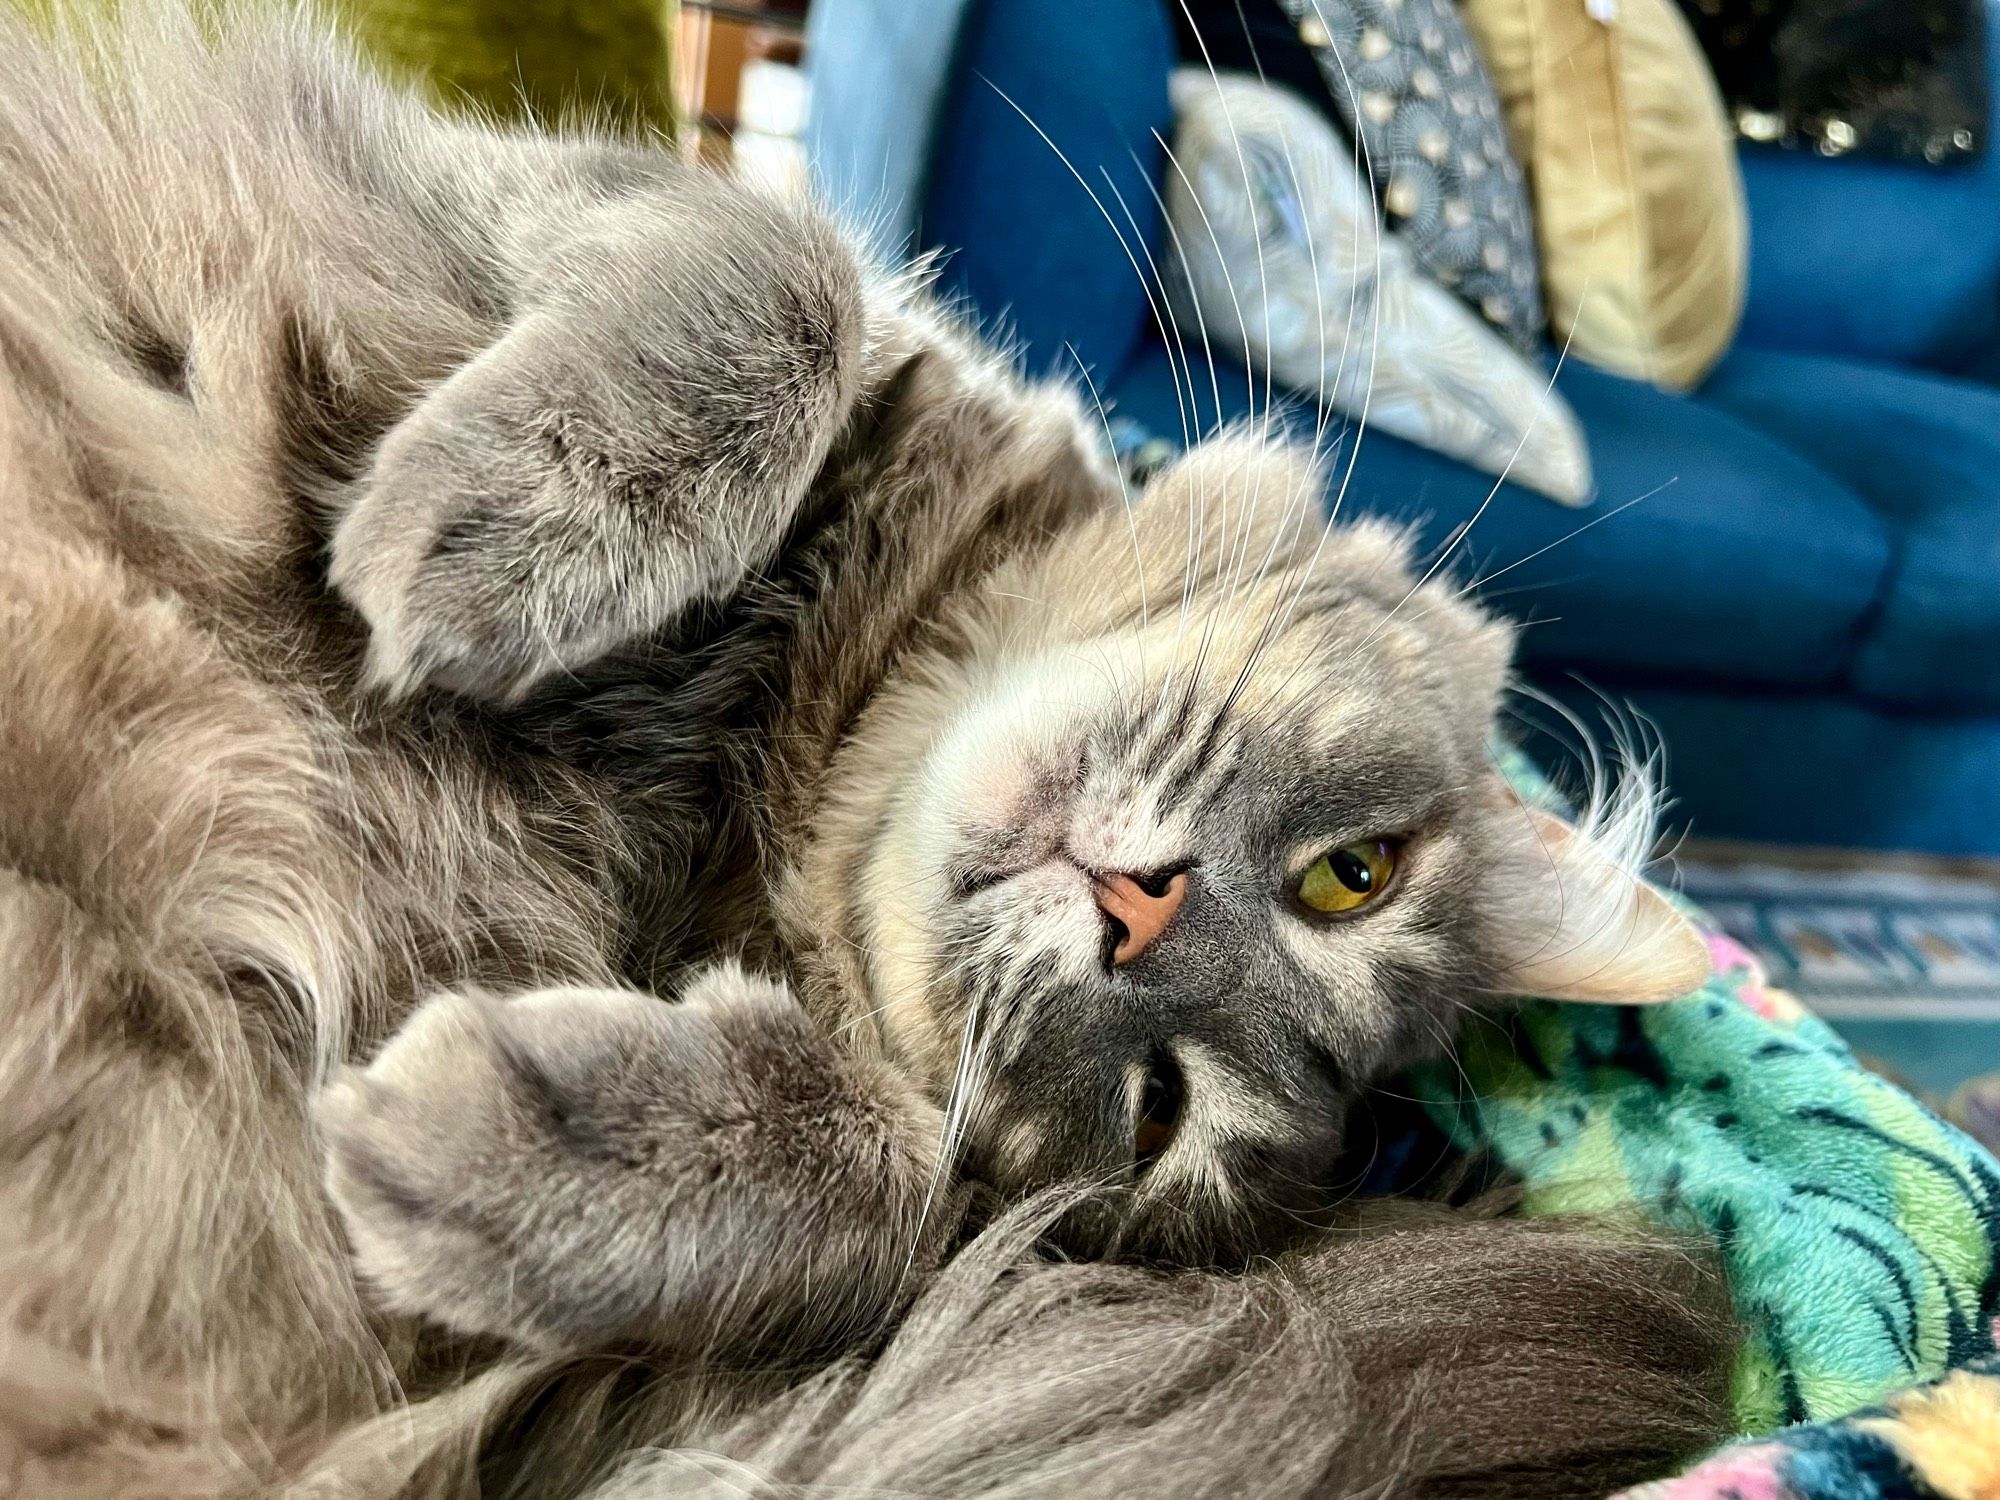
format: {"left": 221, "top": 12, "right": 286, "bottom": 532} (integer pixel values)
{"left": 1624, "top": 1349, "right": 2000, "bottom": 1500}
{"left": 1408, "top": 759, "right": 2000, "bottom": 1496}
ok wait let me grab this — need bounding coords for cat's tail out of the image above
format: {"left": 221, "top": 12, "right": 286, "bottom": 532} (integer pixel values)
{"left": 398, "top": 1192, "right": 1734, "bottom": 1500}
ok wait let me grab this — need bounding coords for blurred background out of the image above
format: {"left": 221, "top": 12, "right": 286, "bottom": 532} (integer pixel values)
{"left": 333, "top": 0, "right": 1999, "bottom": 1135}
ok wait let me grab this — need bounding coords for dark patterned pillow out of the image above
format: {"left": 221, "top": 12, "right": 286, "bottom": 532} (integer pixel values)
{"left": 1268, "top": 0, "right": 1544, "bottom": 351}
{"left": 1675, "top": 0, "right": 1989, "bottom": 164}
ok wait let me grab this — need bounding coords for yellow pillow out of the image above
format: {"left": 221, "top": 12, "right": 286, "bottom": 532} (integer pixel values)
{"left": 1460, "top": 0, "right": 1747, "bottom": 390}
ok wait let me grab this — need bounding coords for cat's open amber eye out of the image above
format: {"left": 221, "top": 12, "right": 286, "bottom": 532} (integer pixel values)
{"left": 1296, "top": 839, "right": 1399, "bottom": 915}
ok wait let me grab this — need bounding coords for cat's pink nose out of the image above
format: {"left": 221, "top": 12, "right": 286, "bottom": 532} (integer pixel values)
{"left": 1094, "top": 870, "right": 1188, "bottom": 965}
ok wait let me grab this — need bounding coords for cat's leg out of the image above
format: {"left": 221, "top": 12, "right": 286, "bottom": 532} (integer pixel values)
{"left": 327, "top": 158, "right": 875, "bottom": 702}
{"left": 317, "top": 964, "right": 956, "bottom": 1358}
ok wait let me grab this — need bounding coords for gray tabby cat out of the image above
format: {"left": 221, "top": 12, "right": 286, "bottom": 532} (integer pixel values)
{"left": 0, "top": 4, "right": 1727, "bottom": 1496}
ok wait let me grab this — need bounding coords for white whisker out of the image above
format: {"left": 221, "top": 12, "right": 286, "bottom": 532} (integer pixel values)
{"left": 1065, "top": 343, "right": 1151, "bottom": 634}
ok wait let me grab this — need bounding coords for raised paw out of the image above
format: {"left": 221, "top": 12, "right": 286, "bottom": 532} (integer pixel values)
{"left": 330, "top": 183, "right": 865, "bottom": 701}
{"left": 317, "top": 967, "right": 946, "bottom": 1357}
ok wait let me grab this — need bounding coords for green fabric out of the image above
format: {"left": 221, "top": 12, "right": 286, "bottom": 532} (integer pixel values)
{"left": 333, "top": 0, "right": 678, "bottom": 132}
{"left": 1416, "top": 758, "right": 2000, "bottom": 1434}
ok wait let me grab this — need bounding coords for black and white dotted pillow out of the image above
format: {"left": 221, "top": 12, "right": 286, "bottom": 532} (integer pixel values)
{"left": 1273, "top": 0, "right": 1545, "bottom": 351}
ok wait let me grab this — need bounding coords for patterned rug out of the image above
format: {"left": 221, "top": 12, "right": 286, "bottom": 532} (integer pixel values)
{"left": 1676, "top": 851, "right": 2000, "bottom": 1145}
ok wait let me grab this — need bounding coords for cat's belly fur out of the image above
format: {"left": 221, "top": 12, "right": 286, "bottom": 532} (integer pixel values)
{"left": 0, "top": 203, "right": 686, "bottom": 1497}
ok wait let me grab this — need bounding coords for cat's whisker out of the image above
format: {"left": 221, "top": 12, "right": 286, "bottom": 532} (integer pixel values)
{"left": 1183, "top": 17, "right": 1390, "bottom": 717}
{"left": 1248, "top": 460, "right": 1642, "bottom": 735}
{"left": 1109, "top": 147, "right": 1233, "bottom": 715}
{"left": 903, "top": 991, "right": 986, "bottom": 1283}
{"left": 1065, "top": 344, "right": 1150, "bottom": 633}
{"left": 1176, "top": 5, "right": 1277, "bottom": 438}
{"left": 1191, "top": 58, "right": 1309, "bottom": 648}
{"left": 1252, "top": 456, "right": 1672, "bottom": 736}
{"left": 1454, "top": 480, "right": 1675, "bottom": 598}
{"left": 1096, "top": 165, "right": 1205, "bottom": 459}
{"left": 1140, "top": 114, "right": 1272, "bottom": 698}
{"left": 1151, "top": 293, "right": 1211, "bottom": 715}
{"left": 984, "top": 81, "right": 1203, "bottom": 460}
{"left": 989, "top": 84, "right": 1225, "bottom": 720}
{"left": 1303, "top": 6, "right": 1388, "bottom": 539}
{"left": 1352, "top": 230, "right": 1620, "bottom": 671}
{"left": 1417, "top": 1007, "right": 1487, "bottom": 1169}
{"left": 1249, "top": 25, "right": 1359, "bottom": 482}
{"left": 825, "top": 939, "right": 989, "bottom": 1033}
{"left": 1124, "top": 145, "right": 1226, "bottom": 441}
{"left": 1206, "top": 477, "right": 1328, "bottom": 733}
{"left": 1180, "top": 470, "right": 1235, "bottom": 728}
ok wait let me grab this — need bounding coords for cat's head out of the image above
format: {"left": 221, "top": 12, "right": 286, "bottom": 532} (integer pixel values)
{"left": 845, "top": 436, "right": 1708, "bottom": 1261}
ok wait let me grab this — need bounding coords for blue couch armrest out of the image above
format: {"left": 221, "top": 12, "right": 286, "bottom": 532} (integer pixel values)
{"left": 809, "top": 0, "right": 1174, "bottom": 383}
{"left": 804, "top": 0, "right": 980, "bottom": 262}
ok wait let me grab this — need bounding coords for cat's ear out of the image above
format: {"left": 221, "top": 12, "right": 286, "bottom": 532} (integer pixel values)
{"left": 1483, "top": 787, "right": 1711, "bottom": 1005}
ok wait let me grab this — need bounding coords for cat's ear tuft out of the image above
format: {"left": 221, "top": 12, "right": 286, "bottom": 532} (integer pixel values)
{"left": 1483, "top": 794, "right": 1710, "bottom": 1005}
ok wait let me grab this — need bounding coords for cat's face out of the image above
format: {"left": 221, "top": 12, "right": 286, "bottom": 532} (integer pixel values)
{"left": 855, "top": 439, "right": 1707, "bottom": 1260}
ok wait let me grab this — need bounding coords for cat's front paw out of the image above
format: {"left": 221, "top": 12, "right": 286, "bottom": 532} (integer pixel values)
{"left": 327, "top": 325, "right": 647, "bottom": 702}
{"left": 317, "top": 969, "right": 945, "bottom": 1356}
{"left": 332, "top": 188, "right": 865, "bottom": 701}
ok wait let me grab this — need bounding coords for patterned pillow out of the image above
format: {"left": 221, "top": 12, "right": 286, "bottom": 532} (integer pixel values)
{"left": 1163, "top": 68, "right": 1592, "bottom": 506}
{"left": 1270, "top": 0, "right": 1544, "bottom": 350}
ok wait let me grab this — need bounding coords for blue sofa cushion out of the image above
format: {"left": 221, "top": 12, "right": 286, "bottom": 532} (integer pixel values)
{"left": 920, "top": 0, "right": 1173, "bottom": 384}
{"left": 1700, "top": 348, "right": 2000, "bottom": 713}
{"left": 1109, "top": 338, "right": 1891, "bottom": 689}
{"left": 1538, "top": 683, "right": 2000, "bottom": 858}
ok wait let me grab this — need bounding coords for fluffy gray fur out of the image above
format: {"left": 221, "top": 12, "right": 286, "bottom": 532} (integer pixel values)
{"left": 582, "top": 1195, "right": 1733, "bottom": 1500}
{"left": 0, "top": 3, "right": 1728, "bottom": 1495}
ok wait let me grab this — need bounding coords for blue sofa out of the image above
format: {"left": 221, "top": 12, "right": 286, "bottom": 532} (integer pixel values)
{"left": 807, "top": 0, "right": 2000, "bottom": 856}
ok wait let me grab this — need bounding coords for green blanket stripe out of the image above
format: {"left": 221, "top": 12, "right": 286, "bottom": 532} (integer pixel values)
{"left": 1418, "top": 754, "right": 2000, "bottom": 1433}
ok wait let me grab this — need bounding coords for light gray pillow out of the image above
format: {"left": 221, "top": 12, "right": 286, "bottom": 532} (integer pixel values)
{"left": 1163, "top": 68, "right": 1591, "bottom": 506}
